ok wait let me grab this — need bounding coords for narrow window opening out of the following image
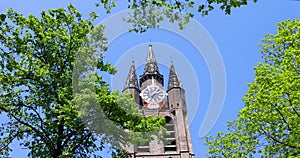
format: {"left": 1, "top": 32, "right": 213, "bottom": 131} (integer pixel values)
{"left": 137, "top": 142, "right": 149, "bottom": 152}
{"left": 164, "top": 117, "right": 176, "bottom": 152}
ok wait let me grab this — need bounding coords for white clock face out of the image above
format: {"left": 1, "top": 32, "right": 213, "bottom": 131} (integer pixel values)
{"left": 140, "top": 85, "right": 166, "bottom": 104}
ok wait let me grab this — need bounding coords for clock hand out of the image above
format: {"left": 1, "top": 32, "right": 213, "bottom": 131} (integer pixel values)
{"left": 151, "top": 89, "right": 160, "bottom": 97}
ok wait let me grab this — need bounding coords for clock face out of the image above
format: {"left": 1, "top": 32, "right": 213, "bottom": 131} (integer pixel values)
{"left": 140, "top": 85, "right": 166, "bottom": 104}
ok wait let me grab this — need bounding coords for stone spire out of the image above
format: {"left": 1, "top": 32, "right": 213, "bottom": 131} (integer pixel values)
{"left": 124, "top": 61, "right": 138, "bottom": 90}
{"left": 144, "top": 44, "right": 159, "bottom": 74}
{"left": 168, "top": 60, "right": 182, "bottom": 90}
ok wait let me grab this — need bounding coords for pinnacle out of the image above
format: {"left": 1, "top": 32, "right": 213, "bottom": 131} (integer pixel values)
{"left": 168, "top": 60, "right": 182, "bottom": 90}
{"left": 124, "top": 61, "right": 138, "bottom": 90}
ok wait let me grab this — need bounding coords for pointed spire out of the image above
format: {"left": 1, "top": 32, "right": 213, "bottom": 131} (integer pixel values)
{"left": 168, "top": 60, "right": 182, "bottom": 90}
{"left": 147, "top": 44, "right": 154, "bottom": 59}
{"left": 144, "top": 44, "right": 159, "bottom": 74}
{"left": 124, "top": 61, "right": 138, "bottom": 90}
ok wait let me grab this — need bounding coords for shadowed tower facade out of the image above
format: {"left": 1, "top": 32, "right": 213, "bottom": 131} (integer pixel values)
{"left": 123, "top": 45, "right": 194, "bottom": 158}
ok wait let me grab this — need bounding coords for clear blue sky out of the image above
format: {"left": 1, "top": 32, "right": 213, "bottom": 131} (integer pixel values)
{"left": 1, "top": 0, "right": 300, "bottom": 157}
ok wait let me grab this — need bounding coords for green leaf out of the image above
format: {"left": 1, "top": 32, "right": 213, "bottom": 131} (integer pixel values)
{"left": 0, "top": 14, "right": 6, "bottom": 22}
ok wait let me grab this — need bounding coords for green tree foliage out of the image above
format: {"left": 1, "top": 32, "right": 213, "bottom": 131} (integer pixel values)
{"left": 204, "top": 19, "right": 300, "bottom": 157}
{"left": 0, "top": 5, "right": 165, "bottom": 157}
{"left": 96, "top": 0, "right": 257, "bottom": 32}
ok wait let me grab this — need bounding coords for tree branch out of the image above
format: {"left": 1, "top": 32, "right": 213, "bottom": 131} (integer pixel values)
{"left": 272, "top": 103, "right": 292, "bottom": 131}
{"left": 8, "top": 109, "right": 56, "bottom": 153}
{"left": 0, "top": 129, "right": 31, "bottom": 151}
{"left": 71, "top": 131, "right": 92, "bottom": 153}
{"left": 260, "top": 127, "right": 300, "bottom": 149}
{"left": 62, "top": 123, "right": 85, "bottom": 147}
{"left": 2, "top": 100, "right": 50, "bottom": 141}
{"left": 286, "top": 93, "right": 300, "bottom": 118}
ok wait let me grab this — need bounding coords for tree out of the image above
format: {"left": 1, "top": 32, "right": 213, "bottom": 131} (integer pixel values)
{"left": 96, "top": 0, "right": 258, "bottom": 32}
{"left": 204, "top": 19, "right": 300, "bottom": 157}
{"left": 0, "top": 5, "right": 165, "bottom": 157}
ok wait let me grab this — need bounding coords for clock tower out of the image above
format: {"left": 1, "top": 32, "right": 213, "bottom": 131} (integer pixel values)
{"left": 123, "top": 44, "right": 194, "bottom": 158}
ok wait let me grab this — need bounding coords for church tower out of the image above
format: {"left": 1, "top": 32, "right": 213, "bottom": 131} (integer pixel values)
{"left": 123, "top": 45, "right": 194, "bottom": 158}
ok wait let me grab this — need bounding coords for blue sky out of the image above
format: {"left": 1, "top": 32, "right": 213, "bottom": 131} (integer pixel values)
{"left": 1, "top": 0, "right": 300, "bottom": 157}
